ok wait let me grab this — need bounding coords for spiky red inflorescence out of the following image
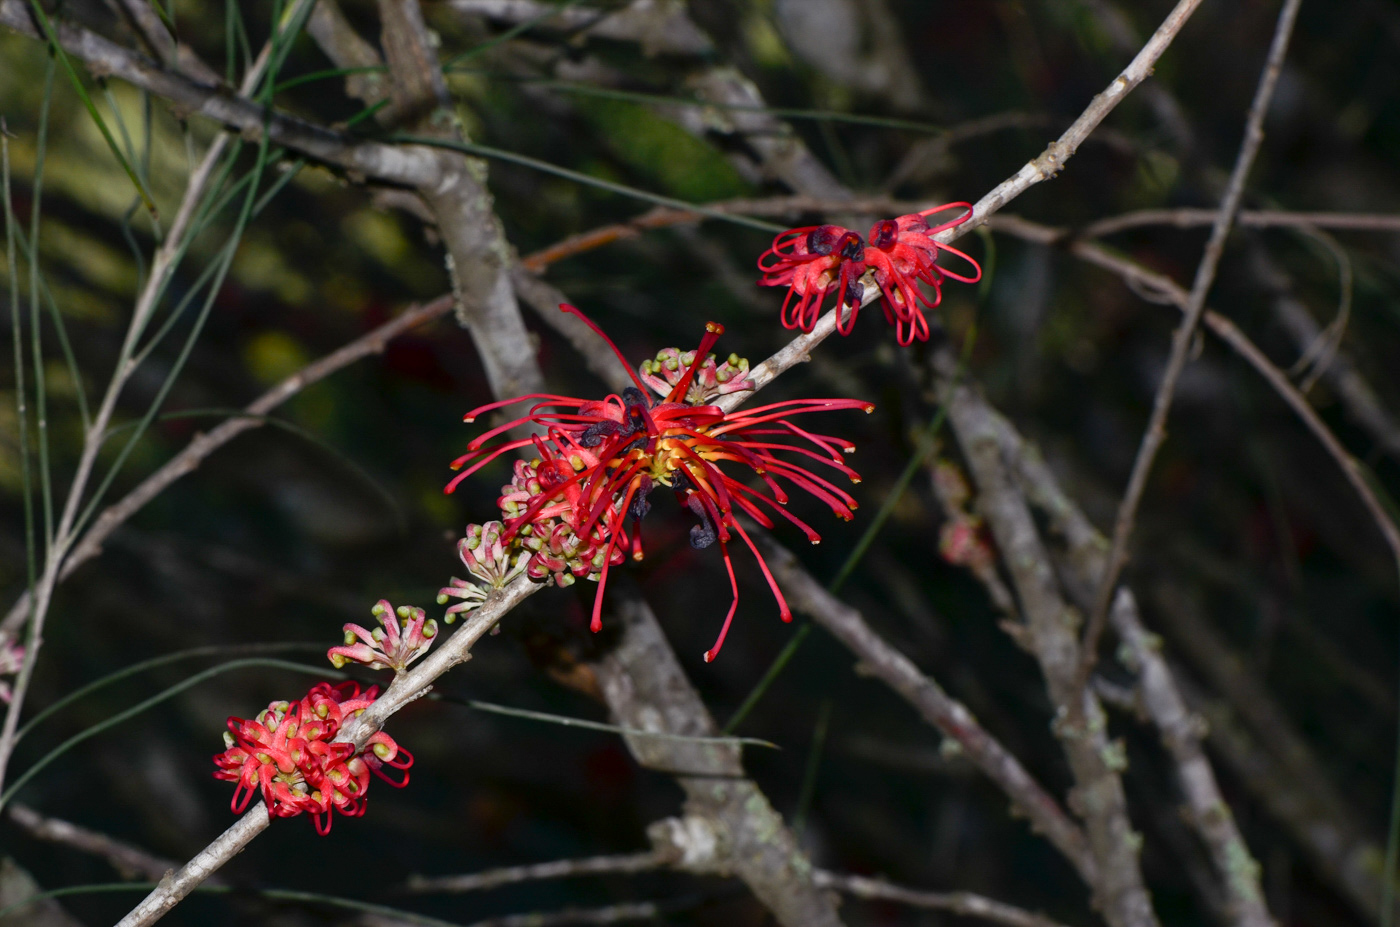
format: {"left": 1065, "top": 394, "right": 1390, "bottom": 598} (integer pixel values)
{"left": 445, "top": 305, "right": 872, "bottom": 662}
{"left": 757, "top": 224, "right": 868, "bottom": 335}
{"left": 757, "top": 203, "right": 981, "bottom": 344}
{"left": 212, "top": 681, "right": 412, "bottom": 835}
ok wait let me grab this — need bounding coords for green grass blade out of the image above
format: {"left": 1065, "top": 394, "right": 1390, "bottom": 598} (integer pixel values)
{"left": 792, "top": 698, "right": 833, "bottom": 836}
{"left": 438, "top": 694, "right": 777, "bottom": 750}
{"left": 6, "top": 219, "right": 90, "bottom": 430}
{"left": 721, "top": 622, "right": 811, "bottom": 734}
{"left": 0, "top": 658, "right": 338, "bottom": 811}
{"left": 29, "top": 55, "right": 55, "bottom": 549}
{"left": 100, "top": 408, "right": 407, "bottom": 534}
{"left": 15, "top": 642, "right": 324, "bottom": 744}
{"left": 2, "top": 125, "right": 38, "bottom": 611}
{"left": 273, "top": 65, "right": 386, "bottom": 95}
{"left": 449, "top": 72, "right": 950, "bottom": 135}
{"left": 442, "top": 0, "right": 592, "bottom": 69}
{"left": 25, "top": 0, "right": 160, "bottom": 221}
{"left": 724, "top": 323, "right": 982, "bottom": 734}
{"left": 71, "top": 132, "right": 276, "bottom": 544}
{"left": 390, "top": 135, "right": 786, "bottom": 233}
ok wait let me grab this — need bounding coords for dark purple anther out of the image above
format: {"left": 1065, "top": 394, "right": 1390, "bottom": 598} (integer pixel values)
{"left": 869, "top": 219, "right": 899, "bottom": 250}
{"left": 806, "top": 225, "right": 846, "bottom": 255}
{"left": 839, "top": 231, "right": 865, "bottom": 261}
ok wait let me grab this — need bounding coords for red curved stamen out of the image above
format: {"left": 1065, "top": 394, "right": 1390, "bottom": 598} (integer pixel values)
{"left": 560, "top": 303, "right": 649, "bottom": 393}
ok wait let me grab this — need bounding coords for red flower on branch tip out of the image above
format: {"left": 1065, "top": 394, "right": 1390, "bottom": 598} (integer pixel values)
{"left": 328, "top": 600, "right": 438, "bottom": 672}
{"left": 757, "top": 202, "right": 981, "bottom": 345}
{"left": 445, "top": 304, "right": 873, "bottom": 662}
{"left": 212, "top": 681, "right": 412, "bottom": 835}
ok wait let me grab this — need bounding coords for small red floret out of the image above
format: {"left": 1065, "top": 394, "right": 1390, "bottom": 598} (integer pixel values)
{"left": 212, "top": 681, "right": 411, "bottom": 834}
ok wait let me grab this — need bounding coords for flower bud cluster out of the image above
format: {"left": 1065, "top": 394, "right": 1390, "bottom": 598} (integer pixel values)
{"left": 328, "top": 600, "right": 438, "bottom": 672}
{"left": 639, "top": 348, "right": 754, "bottom": 405}
{"left": 212, "top": 681, "right": 412, "bottom": 835}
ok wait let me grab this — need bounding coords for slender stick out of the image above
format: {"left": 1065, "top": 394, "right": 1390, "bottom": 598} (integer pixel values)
{"left": 0, "top": 296, "right": 453, "bottom": 636}
{"left": 1073, "top": 0, "right": 1305, "bottom": 707}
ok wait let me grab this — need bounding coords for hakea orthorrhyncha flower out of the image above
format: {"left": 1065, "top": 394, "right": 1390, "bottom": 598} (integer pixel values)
{"left": 445, "top": 304, "right": 872, "bottom": 662}
{"left": 328, "top": 600, "right": 438, "bottom": 672}
{"left": 438, "top": 520, "right": 530, "bottom": 621}
{"left": 212, "top": 681, "right": 412, "bottom": 835}
{"left": 757, "top": 203, "right": 982, "bottom": 345}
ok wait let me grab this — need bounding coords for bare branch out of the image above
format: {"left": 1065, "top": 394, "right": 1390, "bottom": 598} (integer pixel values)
{"left": 584, "top": 581, "right": 846, "bottom": 927}
{"left": 407, "top": 852, "right": 668, "bottom": 895}
{"left": 981, "top": 421, "right": 1274, "bottom": 927}
{"left": 993, "top": 208, "right": 1400, "bottom": 922}
{"left": 813, "top": 871, "right": 1078, "bottom": 927}
{"left": 1076, "top": 0, "right": 1304, "bottom": 704}
{"left": 8, "top": 803, "right": 194, "bottom": 884}
{"left": 1083, "top": 207, "right": 1400, "bottom": 238}
{"left": 751, "top": 531, "right": 1098, "bottom": 885}
{"left": 0, "top": 296, "right": 454, "bottom": 636}
{"left": 0, "top": 1, "right": 441, "bottom": 188}
{"left": 936, "top": 353, "right": 1157, "bottom": 927}
{"left": 446, "top": 0, "right": 713, "bottom": 57}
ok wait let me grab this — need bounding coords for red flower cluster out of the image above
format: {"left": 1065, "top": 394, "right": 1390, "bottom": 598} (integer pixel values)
{"left": 213, "top": 681, "right": 411, "bottom": 835}
{"left": 446, "top": 305, "right": 872, "bottom": 661}
{"left": 757, "top": 202, "right": 982, "bottom": 345}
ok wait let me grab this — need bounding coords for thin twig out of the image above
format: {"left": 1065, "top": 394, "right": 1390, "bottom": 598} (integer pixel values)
{"left": 409, "top": 839, "right": 1081, "bottom": 927}
{"left": 1083, "top": 207, "right": 1400, "bottom": 238}
{"left": 982, "top": 416, "right": 1275, "bottom": 927}
{"left": 936, "top": 353, "right": 1157, "bottom": 927}
{"left": 0, "top": 0, "right": 321, "bottom": 795}
{"left": 8, "top": 803, "right": 196, "bottom": 884}
{"left": 406, "top": 853, "right": 667, "bottom": 894}
{"left": 751, "top": 530, "right": 1098, "bottom": 885}
{"left": 813, "top": 871, "right": 1078, "bottom": 927}
{"left": 0, "top": 296, "right": 454, "bottom": 636}
{"left": 1074, "top": 0, "right": 1305, "bottom": 709}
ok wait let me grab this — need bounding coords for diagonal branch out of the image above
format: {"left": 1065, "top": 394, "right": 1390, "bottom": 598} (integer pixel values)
{"left": 936, "top": 352, "right": 1157, "bottom": 927}
{"left": 584, "top": 580, "right": 847, "bottom": 927}
{"left": 1075, "top": 0, "right": 1305, "bottom": 703}
{"left": 0, "top": 296, "right": 455, "bottom": 637}
{"left": 751, "top": 530, "right": 1098, "bottom": 885}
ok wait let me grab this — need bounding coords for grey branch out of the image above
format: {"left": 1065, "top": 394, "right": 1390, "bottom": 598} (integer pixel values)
{"left": 407, "top": 852, "right": 669, "bottom": 894}
{"left": 750, "top": 530, "right": 1099, "bottom": 885}
{"left": 993, "top": 208, "right": 1400, "bottom": 924}
{"left": 1077, "top": 0, "right": 1304, "bottom": 701}
{"left": 585, "top": 581, "right": 846, "bottom": 927}
{"left": 0, "top": 1, "right": 441, "bottom": 188}
{"left": 410, "top": 837, "right": 1081, "bottom": 927}
{"left": 446, "top": 0, "right": 713, "bottom": 57}
{"left": 937, "top": 356, "right": 1157, "bottom": 927}
{"left": 990, "top": 213, "right": 1400, "bottom": 595}
{"left": 982, "top": 416, "right": 1275, "bottom": 927}
{"left": 812, "top": 871, "right": 1077, "bottom": 927}
{"left": 8, "top": 803, "right": 199, "bottom": 884}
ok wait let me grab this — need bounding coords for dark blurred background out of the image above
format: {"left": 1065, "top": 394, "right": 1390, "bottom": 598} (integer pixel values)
{"left": 1, "top": 1, "right": 1399, "bottom": 925}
